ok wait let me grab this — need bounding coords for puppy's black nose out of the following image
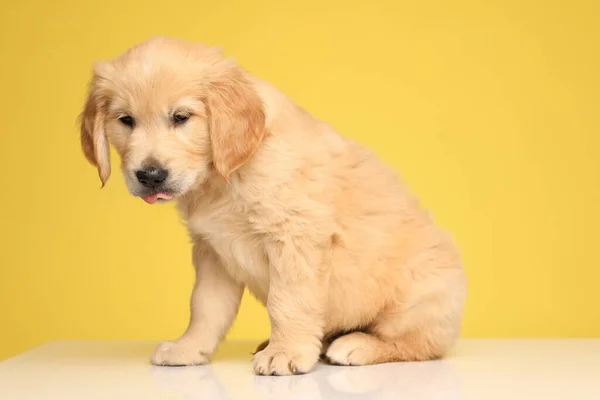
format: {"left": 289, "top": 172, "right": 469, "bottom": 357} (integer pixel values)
{"left": 135, "top": 167, "right": 168, "bottom": 188}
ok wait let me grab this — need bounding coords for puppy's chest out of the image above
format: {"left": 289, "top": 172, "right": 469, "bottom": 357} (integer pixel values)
{"left": 187, "top": 206, "right": 270, "bottom": 293}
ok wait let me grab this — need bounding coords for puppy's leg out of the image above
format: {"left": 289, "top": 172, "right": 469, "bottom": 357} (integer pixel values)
{"left": 151, "top": 241, "right": 244, "bottom": 366}
{"left": 255, "top": 339, "right": 330, "bottom": 357}
{"left": 325, "top": 330, "right": 442, "bottom": 366}
{"left": 325, "top": 285, "right": 465, "bottom": 365}
{"left": 253, "top": 241, "right": 325, "bottom": 375}
{"left": 255, "top": 339, "right": 332, "bottom": 359}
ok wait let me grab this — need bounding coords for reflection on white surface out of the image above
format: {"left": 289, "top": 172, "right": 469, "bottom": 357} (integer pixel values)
{"left": 1, "top": 339, "right": 600, "bottom": 399}
{"left": 150, "top": 358, "right": 460, "bottom": 400}
{"left": 254, "top": 360, "right": 460, "bottom": 400}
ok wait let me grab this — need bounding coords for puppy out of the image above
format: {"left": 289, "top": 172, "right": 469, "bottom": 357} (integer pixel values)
{"left": 79, "top": 36, "right": 467, "bottom": 375}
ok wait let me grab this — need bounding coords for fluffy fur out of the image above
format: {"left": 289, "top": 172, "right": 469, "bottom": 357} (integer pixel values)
{"left": 79, "top": 36, "right": 467, "bottom": 375}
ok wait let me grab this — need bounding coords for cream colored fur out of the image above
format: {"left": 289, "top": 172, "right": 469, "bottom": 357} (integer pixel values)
{"left": 79, "top": 36, "right": 467, "bottom": 375}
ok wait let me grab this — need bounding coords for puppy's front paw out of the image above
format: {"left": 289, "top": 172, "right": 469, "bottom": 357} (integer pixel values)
{"left": 253, "top": 345, "right": 318, "bottom": 376}
{"left": 151, "top": 341, "right": 210, "bottom": 366}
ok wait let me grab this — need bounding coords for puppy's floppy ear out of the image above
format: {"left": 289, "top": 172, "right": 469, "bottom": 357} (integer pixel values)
{"left": 79, "top": 65, "right": 111, "bottom": 187}
{"left": 206, "top": 63, "right": 266, "bottom": 181}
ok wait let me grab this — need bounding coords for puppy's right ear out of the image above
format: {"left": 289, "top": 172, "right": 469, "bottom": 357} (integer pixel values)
{"left": 79, "top": 65, "right": 111, "bottom": 187}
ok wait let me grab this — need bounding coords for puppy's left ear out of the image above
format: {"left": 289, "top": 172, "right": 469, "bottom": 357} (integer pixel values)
{"left": 206, "top": 64, "right": 266, "bottom": 181}
{"left": 79, "top": 65, "right": 111, "bottom": 187}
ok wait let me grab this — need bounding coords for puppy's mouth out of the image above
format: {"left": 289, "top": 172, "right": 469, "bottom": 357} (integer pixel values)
{"left": 141, "top": 192, "right": 174, "bottom": 204}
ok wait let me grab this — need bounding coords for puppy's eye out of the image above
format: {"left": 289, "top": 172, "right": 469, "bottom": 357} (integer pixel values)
{"left": 119, "top": 115, "right": 134, "bottom": 128}
{"left": 173, "top": 113, "right": 190, "bottom": 125}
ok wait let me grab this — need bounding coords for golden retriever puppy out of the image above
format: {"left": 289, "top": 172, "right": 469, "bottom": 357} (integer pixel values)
{"left": 79, "top": 36, "right": 467, "bottom": 375}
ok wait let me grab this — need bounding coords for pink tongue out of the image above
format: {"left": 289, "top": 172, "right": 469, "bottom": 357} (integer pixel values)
{"left": 141, "top": 193, "right": 173, "bottom": 204}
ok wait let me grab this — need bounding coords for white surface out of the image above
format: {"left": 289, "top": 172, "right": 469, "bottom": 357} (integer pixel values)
{"left": 1, "top": 339, "right": 599, "bottom": 399}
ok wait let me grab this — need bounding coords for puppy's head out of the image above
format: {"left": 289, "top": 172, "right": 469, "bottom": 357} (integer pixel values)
{"left": 79, "top": 37, "right": 265, "bottom": 203}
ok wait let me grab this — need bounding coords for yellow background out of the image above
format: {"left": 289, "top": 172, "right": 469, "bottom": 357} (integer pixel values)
{"left": 1, "top": 0, "right": 599, "bottom": 360}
